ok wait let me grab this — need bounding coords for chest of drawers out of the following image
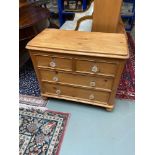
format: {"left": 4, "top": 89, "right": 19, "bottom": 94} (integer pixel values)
{"left": 26, "top": 29, "right": 129, "bottom": 111}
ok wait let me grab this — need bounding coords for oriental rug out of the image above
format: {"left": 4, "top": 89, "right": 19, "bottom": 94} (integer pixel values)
{"left": 19, "top": 107, "right": 69, "bottom": 155}
{"left": 19, "top": 94, "right": 47, "bottom": 107}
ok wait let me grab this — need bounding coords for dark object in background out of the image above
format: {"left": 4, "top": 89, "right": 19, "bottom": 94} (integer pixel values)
{"left": 19, "top": 3, "right": 54, "bottom": 68}
{"left": 63, "top": 0, "right": 83, "bottom": 11}
{"left": 64, "top": 13, "right": 75, "bottom": 21}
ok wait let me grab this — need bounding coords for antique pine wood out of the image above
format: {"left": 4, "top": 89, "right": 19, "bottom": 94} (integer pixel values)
{"left": 39, "top": 69, "right": 114, "bottom": 91}
{"left": 26, "top": 29, "right": 129, "bottom": 111}
{"left": 92, "top": 0, "right": 123, "bottom": 33}
{"left": 27, "top": 29, "right": 128, "bottom": 58}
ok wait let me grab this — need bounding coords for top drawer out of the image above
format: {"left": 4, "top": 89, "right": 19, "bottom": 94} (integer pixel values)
{"left": 76, "top": 59, "right": 118, "bottom": 76}
{"left": 36, "top": 55, "right": 72, "bottom": 71}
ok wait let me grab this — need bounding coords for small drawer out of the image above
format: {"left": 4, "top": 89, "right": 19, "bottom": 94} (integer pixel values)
{"left": 76, "top": 59, "right": 117, "bottom": 76}
{"left": 36, "top": 55, "right": 72, "bottom": 71}
{"left": 39, "top": 69, "right": 114, "bottom": 90}
{"left": 42, "top": 82, "right": 110, "bottom": 104}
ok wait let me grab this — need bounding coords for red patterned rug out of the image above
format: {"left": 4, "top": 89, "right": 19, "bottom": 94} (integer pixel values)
{"left": 19, "top": 107, "right": 70, "bottom": 155}
{"left": 116, "top": 33, "right": 135, "bottom": 100}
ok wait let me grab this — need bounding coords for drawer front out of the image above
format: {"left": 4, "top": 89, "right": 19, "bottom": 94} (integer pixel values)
{"left": 76, "top": 59, "right": 117, "bottom": 76}
{"left": 36, "top": 55, "right": 72, "bottom": 71}
{"left": 39, "top": 69, "right": 114, "bottom": 90}
{"left": 42, "top": 82, "right": 110, "bottom": 104}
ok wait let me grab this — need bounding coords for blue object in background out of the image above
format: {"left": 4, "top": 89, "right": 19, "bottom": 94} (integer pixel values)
{"left": 121, "top": 0, "right": 135, "bottom": 31}
{"left": 51, "top": 0, "right": 134, "bottom": 30}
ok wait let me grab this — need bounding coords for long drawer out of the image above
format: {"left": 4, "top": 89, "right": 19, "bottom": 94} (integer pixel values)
{"left": 42, "top": 82, "right": 110, "bottom": 104}
{"left": 39, "top": 69, "right": 114, "bottom": 91}
{"left": 36, "top": 55, "right": 72, "bottom": 71}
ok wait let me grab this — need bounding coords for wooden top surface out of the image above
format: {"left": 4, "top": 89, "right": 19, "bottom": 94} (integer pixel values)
{"left": 26, "top": 29, "right": 129, "bottom": 59}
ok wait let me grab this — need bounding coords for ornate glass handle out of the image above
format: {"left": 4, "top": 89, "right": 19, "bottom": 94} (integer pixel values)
{"left": 89, "top": 94, "right": 95, "bottom": 100}
{"left": 90, "top": 81, "right": 96, "bottom": 87}
{"left": 50, "top": 61, "right": 56, "bottom": 68}
{"left": 56, "top": 89, "right": 61, "bottom": 95}
{"left": 53, "top": 76, "right": 58, "bottom": 82}
{"left": 91, "top": 65, "right": 98, "bottom": 73}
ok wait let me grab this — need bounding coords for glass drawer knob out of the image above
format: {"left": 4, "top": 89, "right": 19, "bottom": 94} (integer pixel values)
{"left": 90, "top": 81, "right": 96, "bottom": 87}
{"left": 50, "top": 61, "right": 56, "bottom": 68}
{"left": 53, "top": 76, "right": 58, "bottom": 82}
{"left": 89, "top": 94, "right": 95, "bottom": 100}
{"left": 56, "top": 89, "right": 61, "bottom": 95}
{"left": 92, "top": 65, "right": 98, "bottom": 73}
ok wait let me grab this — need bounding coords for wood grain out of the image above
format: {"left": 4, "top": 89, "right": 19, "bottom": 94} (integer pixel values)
{"left": 42, "top": 82, "right": 110, "bottom": 105}
{"left": 92, "top": 0, "right": 123, "bottom": 33}
{"left": 27, "top": 29, "right": 129, "bottom": 111}
{"left": 26, "top": 29, "right": 129, "bottom": 59}
{"left": 39, "top": 68, "right": 114, "bottom": 91}
{"left": 41, "top": 92, "right": 114, "bottom": 109}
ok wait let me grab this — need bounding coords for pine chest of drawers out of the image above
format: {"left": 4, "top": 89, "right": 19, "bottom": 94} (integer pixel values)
{"left": 26, "top": 29, "right": 129, "bottom": 111}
